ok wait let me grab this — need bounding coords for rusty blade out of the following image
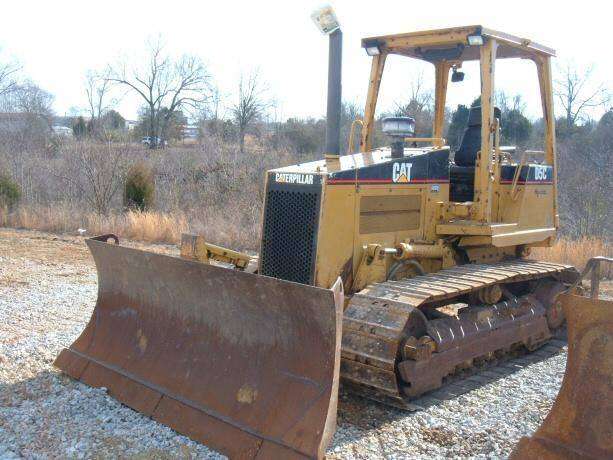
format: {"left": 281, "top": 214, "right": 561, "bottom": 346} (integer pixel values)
{"left": 511, "top": 293, "right": 613, "bottom": 459}
{"left": 55, "top": 238, "right": 343, "bottom": 459}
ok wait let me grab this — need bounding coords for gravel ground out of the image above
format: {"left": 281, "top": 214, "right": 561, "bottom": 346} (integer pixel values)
{"left": 0, "top": 228, "right": 591, "bottom": 459}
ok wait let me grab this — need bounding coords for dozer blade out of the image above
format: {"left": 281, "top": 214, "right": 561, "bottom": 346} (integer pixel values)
{"left": 55, "top": 236, "right": 343, "bottom": 459}
{"left": 511, "top": 292, "right": 613, "bottom": 459}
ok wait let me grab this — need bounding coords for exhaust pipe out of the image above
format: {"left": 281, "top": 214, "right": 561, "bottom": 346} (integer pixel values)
{"left": 312, "top": 6, "right": 342, "bottom": 168}
{"left": 325, "top": 28, "right": 342, "bottom": 158}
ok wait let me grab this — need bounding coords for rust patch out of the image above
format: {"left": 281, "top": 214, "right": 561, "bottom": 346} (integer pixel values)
{"left": 236, "top": 384, "right": 258, "bottom": 404}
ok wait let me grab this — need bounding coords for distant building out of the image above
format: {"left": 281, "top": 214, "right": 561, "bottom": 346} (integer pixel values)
{"left": 52, "top": 125, "right": 73, "bottom": 137}
{"left": 125, "top": 120, "right": 138, "bottom": 131}
{"left": 182, "top": 124, "right": 199, "bottom": 139}
{"left": 52, "top": 115, "right": 73, "bottom": 128}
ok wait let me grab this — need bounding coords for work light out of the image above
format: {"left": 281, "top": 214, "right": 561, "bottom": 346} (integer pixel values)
{"left": 311, "top": 5, "right": 340, "bottom": 35}
{"left": 363, "top": 39, "right": 381, "bottom": 56}
{"left": 467, "top": 34, "right": 484, "bottom": 46}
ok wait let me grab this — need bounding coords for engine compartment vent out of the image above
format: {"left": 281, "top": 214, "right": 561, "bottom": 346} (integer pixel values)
{"left": 260, "top": 182, "right": 321, "bottom": 284}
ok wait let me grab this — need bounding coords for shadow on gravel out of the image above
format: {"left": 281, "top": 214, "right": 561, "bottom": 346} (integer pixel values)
{"left": 0, "top": 369, "right": 77, "bottom": 456}
{"left": 0, "top": 368, "right": 68, "bottom": 408}
{"left": 336, "top": 337, "right": 568, "bottom": 433}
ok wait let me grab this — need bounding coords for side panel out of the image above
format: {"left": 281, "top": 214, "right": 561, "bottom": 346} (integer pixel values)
{"left": 359, "top": 194, "right": 421, "bottom": 234}
{"left": 320, "top": 149, "right": 450, "bottom": 288}
{"left": 495, "top": 164, "right": 555, "bottom": 230}
{"left": 354, "top": 185, "right": 425, "bottom": 247}
{"left": 314, "top": 183, "right": 357, "bottom": 290}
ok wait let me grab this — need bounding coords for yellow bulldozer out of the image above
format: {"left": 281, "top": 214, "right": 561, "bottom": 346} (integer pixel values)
{"left": 55, "top": 19, "right": 612, "bottom": 460}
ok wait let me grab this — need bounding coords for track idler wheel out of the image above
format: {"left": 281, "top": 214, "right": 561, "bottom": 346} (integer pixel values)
{"left": 534, "top": 280, "right": 567, "bottom": 330}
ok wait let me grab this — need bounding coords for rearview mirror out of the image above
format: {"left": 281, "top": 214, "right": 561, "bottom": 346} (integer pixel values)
{"left": 451, "top": 69, "right": 465, "bottom": 82}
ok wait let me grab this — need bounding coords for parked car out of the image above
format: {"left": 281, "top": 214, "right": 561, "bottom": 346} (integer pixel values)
{"left": 141, "top": 136, "right": 167, "bottom": 147}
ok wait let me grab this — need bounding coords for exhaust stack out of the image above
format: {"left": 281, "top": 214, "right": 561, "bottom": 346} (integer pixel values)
{"left": 325, "top": 29, "right": 342, "bottom": 158}
{"left": 312, "top": 6, "right": 342, "bottom": 169}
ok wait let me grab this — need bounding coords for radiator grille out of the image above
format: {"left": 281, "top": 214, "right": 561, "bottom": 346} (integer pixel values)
{"left": 260, "top": 185, "right": 321, "bottom": 284}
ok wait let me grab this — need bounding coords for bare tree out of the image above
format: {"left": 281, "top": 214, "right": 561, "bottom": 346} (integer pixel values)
{"left": 232, "top": 70, "right": 269, "bottom": 153}
{"left": 109, "top": 37, "right": 211, "bottom": 148}
{"left": 208, "top": 84, "right": 225, "bottom": 121}
{"left": 393, "top": 72, "right": 434, "bottom": 136}
{"left": 85, "top": 69, "right": 115, "bottom": 121}
{"left": 0, "top": 53, "right": 20, "bottom": 98}
{"left": 555, "top": 62, "right": 610, "bottom": 128}
{"left": 55, "top": 142, "right": 130, "bottom": 215}
{"left": 341, "top": 100, "right": 363, "bottom": 153}
{"left": 1, "top": 82, "right": 54, "bottom": 116}
{"left": 0, "top": 82, "right": 55, "bottom": 154}
{"left": 496, "top": 91, "right": 527, "bottom": 114}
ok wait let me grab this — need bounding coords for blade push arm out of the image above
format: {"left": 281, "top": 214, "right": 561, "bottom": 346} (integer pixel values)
{"left": 180, "top": 233, "right": 257, "bottom": 272}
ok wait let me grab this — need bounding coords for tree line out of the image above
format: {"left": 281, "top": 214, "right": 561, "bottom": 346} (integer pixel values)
{"left": 0, "top": 41, "right": 610, "bottom": 239}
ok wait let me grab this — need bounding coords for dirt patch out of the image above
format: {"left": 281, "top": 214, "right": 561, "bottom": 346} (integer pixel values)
{"left": 419, "top": 426, "right": 459, "bottom": 447}
{"left": 0, "top": 228, "right": 179, "bottom": 267}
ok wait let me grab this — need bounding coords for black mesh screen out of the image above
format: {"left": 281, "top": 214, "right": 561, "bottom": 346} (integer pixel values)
{"left": 260, "top": 183, "right": 321, "bottom": 284}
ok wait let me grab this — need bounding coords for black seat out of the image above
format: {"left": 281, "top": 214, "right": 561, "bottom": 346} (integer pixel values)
{"left": 450, "top": 105, "right": 501, "bottom": 201}
{"left": 454, "top": 106, "right": 501, "bottom": 167}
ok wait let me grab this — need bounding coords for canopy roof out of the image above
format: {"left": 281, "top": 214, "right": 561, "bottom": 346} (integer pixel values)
{"left": 362, "top": 25, "right": 555, "bottom": 62}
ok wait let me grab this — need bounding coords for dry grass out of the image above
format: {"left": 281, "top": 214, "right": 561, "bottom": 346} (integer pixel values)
{"left": 533, "top": 237, "right": 612, "bottom": 277}
{"left": 97, "top": 211, "right": 189, "bottom": 243}
{"left": 2, "top": 205, "right": 610, "bottom": 276}
{"left": 0, "top": 204, "right": 259, "bottom": 249}
{"left": 1, "top": 205, "right": 188, "bottom": 244}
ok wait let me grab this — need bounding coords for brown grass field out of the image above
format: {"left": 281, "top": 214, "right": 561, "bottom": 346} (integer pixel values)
{"left": 533, "top": 237, "right": 612, "bottom": 278}
{"left": 2, "top": 204, "right": 610, "bottom": 277}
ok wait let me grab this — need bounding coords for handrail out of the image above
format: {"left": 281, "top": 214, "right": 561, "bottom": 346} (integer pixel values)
{"left": 348, "top": 119, "right": 364, "bottom": 153}
{"left": 510, "top": 153, "right": 526, "bottom": 201}
{"left": 511, "top": 150, "right": 547, "bottom": 201}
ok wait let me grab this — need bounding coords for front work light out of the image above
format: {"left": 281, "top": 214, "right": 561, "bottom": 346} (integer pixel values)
{"left": 467, "top": 34, "right": 484, "bottom": 46}
{"left": 362, "top": 39, "right": 381, "bottom": 56}
{"left": 311, "top": 5, "right": 340, "bottom": 35}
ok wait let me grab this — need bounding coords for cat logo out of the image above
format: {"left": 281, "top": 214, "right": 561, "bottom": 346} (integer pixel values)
{"left": 392, "top": 162, "right": 412, "bottom": 183}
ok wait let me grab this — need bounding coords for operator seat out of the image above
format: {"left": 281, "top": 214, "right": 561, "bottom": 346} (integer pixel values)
{"left": 450, "top": 105, "right": 501, "bottom": 202}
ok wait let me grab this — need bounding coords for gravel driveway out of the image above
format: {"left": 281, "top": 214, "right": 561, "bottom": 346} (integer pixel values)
{"left": 0, "top": 228, "right": 574, "bottom": 459}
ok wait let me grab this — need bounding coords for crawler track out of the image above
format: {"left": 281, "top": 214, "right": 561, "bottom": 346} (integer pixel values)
{"left": 340, "top": 259, "right": 578, "bottom": 409}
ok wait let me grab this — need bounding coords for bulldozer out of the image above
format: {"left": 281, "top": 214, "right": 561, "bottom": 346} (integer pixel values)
{"left": 55, "top": 21, "right": 611, "bottom": 459}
